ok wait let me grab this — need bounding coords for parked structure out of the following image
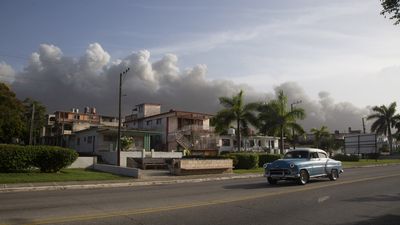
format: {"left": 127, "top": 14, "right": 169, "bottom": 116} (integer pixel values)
{"left": 344, "top": 133, "right": 387, "bottom": 155}
{"left": 40, "top": 107, "right": 119, "bottom": 147}
{"left": 125, "top": 103, "right": 218, "bottom": 156}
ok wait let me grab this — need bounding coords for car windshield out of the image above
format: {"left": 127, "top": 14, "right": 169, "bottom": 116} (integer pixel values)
{"left": 284, "top": 151, "right": 309, "bottom": 159}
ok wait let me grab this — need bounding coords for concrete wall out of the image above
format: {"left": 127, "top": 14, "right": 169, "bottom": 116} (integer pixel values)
{"left": 68, "top": 156, "right": 97, "bottom": 169}
{"left": 93, "top": 164, "right": 140, "bottom": 178}
{"left": 179, "top": 159, "right": 233, "bottom": 170}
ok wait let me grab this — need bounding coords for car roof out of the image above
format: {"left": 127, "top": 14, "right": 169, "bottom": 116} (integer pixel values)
{"left": 286, "top": 148, "right": 327, "bottom": 154}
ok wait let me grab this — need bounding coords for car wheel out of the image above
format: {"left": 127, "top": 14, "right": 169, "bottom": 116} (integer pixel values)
{"left": 297, "top": 170, "right": 309, "bottom": 185}
{"left": 329, "top": 169, "right": 339, "bottom": 181}
{"left": 267, "top": 177, "right": 277, "bottom": 185}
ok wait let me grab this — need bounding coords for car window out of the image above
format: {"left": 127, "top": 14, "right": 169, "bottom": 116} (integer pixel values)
{"left": 284, "top": 151, "right": 309, "bottom": 159}
{"left": 310, "top": 152, "right": 319, "bottom": 159}
{"left": 318, "top": 152, "right": 327, "bottom": 158}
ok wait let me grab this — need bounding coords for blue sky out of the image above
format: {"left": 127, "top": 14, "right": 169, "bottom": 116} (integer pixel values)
{"left": 1, "top": 0, "right": 400, "bottom": 131}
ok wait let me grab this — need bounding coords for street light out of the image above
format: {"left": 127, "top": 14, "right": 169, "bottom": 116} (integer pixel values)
{"left": 117, "top": 67, "right": 130, "bottom": 166}
{"left": 291, "top": 100, "right": 302, "bottom": 149}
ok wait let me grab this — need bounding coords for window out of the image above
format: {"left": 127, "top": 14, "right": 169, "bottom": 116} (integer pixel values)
{"left": 222, "top": 139, "right": 230, "bottom": 147}
{"left": 146, "top": 120, "right": 152, "bottom": 126}
{"left": 310, "top": 152, "right": 319, "bottom": 159}
{"left": 87, "top": 136, "right": 92, "bottom": 144}
{"left": 77, "top": 138, "right": 80, "bottom": 145}
{"left": 84, "top": 137, "right": 86, "bottom": 142}
{"left": 156, "top": 118, "right": 162, "bottom": 125}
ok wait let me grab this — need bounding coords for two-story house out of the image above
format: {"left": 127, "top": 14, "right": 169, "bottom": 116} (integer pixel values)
{"left": 125, "top": 103, "right": 218, "bottom": 156}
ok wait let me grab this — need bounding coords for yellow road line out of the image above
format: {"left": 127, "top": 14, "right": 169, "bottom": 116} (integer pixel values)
{"left": 16, "top": 173, "right": 400, "bottom": 225}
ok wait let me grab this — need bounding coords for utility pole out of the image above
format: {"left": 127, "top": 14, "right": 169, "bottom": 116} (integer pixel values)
{"left": 291, "top": 100, "right": 302, "bottom": 149}
{"left": 117, "top": 68, "right": 130, "bottom": 166}
{"left": 29, "top": 103, "right": 35, "bottom": 145}
{"left": 362, "top": 117, "right": 366, "bottom": 134}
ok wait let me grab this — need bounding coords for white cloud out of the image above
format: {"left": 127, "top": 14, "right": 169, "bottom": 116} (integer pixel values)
{"left": 0, "top": 61, "right": 16, "bottom": 84}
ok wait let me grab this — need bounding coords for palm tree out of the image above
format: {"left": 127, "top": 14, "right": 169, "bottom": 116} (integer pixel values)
{"left": 367, "top": 102, "right": 400, "bottom": 154}
{"left": 213, "top": 90, "right": 258, "bottom": 151}
{"left": 258, "top": 90, "right": 305, "bottom": 154}
{"left": 310, "top": 126, "right": 331, "bottom": 149}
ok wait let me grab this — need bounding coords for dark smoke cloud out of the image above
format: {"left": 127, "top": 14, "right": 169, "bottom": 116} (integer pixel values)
{"left": 1, "top": 43, "right": 368, "bottom": 132}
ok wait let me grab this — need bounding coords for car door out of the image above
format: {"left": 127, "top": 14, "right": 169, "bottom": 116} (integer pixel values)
{"left": 317, "top": 152, "right": 329, "bottom": 175}
{"left": 309, "top": 152, "right": 320, "bottom": 176}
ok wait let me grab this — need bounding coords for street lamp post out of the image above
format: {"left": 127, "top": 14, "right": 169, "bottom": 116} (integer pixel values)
{"left": 117, "top": 68, "right": 130, "bottom": 166}
{"left": 291, "top": 100, "right": 302, "bottom": 149}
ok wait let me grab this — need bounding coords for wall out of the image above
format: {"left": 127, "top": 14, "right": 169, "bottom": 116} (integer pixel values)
{"left": 172, "top": 159, "right": 233, "bottom": 175}
{"left": 68, "top": 156, "right": 97, "bottom": 168}
{"left": 93, "top": 164, "right": 140, "bottom": 178}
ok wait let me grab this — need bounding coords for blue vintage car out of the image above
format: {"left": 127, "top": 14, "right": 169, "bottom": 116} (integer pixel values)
{"left": 264, "top": 148, "right": 343, "bottom": 185}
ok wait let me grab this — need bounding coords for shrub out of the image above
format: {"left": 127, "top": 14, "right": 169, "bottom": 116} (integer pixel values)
{"left": 332, "top": 154, "right": 359, "bottom": 162}
{"left": 31, "top": 146, "right": 78, "bottom": 172}
{"left": 258, "top": 154, "right": 282, "bottom": 167}
{"left": 0, "top": 144, "right": 35, "bottom": 172}
{"left": 229, "top": 153, "right": 259, "bottom": 169}
{"left": 0, "top": 144, "right": 78, "bottom": 173}
{"left": 364, "top": 153, "right": 380, "bottom": 160}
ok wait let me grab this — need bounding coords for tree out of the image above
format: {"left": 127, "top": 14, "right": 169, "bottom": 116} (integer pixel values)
{"left": 22, "top": 98, "right": 47, "bottom": 145}
{"left": 0, "top": 82, "right": 26, "bottom": 143}
{"left": 381, "top": 0, "right": 400, "bottom": 25}
{"left": 310, "top": 126, "right": 331, "bottom": 149}
{"left": 213, "top": 90, "right": 258, "bottom": 151}
{"left": 367, "top": 102, "right": 400, "bottom": 154}
{"left": 257, "top": 90, "right": 305, "bottom": 154}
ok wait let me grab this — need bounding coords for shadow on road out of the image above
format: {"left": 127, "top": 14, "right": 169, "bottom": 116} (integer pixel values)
{"left": 344, "top": 193, "right": 400, "bottom": 203}
{"left": 223, "top": 178, "right": 333, "bottom": 190}
{"left": 338, "top": 214, "right": 400, "bottom": 225}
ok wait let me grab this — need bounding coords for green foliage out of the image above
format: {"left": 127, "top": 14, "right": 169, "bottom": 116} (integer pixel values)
{"left": 0, "top": 83, "right": 26, "bottom": 143}
{"left": 31, "top": 146, "right": 78, "bottom": 173}
{"left": 257, "top": 90, "right": 306, "bottom": 153}
{"left": 229, "top": 153, "right": 259, "bottom": 169}
{"left": 213, "top": 90, "right": 259, "bottom": 151}
{"left": 0, "top": 144, "right": 35, "bottom": 172}
{"left": 0, "top": 144, "right": 78, "bottom": 173}
{"left": 367, "top": 102, "right": 400, "bottom": 154}
{"left": 332, "top": 154, "right": 360, "bottom": 162}
{"left": 258, "top": 153, "right": 282, "bottom": 167}
{"left": 310, "top": 126, "right": 331, "bottom": 149}
{"left": 381, "top": 0, "right": 400, "bottom": 25}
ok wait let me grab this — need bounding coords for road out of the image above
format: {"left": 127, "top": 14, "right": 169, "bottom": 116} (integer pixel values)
{"left": 1, "top": 165, "right": 400, "bottom": 225}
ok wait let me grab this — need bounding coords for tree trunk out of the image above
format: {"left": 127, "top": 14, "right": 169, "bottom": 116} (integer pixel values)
{"left": 388, "top": 125, "right": 393, "bottom": 155}
{"left": 280, "top": 125, "right": 284, "bottom": 154}
{"left": 237, "top": 119, "right": 241, "bottom": 152}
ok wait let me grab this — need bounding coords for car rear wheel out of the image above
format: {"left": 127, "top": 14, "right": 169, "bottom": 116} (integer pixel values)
{"left": 329, "top": 169, "right": 339, "bottom": 181}
{"left": 268, "top": 177, "right": 277, "bottom": 185}
{"left": 297, "top": 170, "right": 309, "bottom": 185}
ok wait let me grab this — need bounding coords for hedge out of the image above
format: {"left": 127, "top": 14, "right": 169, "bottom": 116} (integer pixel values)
{"left": 229, "top": 153, "right": 259, "bottom": 169}
{"left": 258, "top": 154, "right": 282, "bottom": 167}
{"left": 0, "top": 144, "right": 78, "bottom": 173}
{"left": 332, "top": 154, "right": 360, "bottom": 162}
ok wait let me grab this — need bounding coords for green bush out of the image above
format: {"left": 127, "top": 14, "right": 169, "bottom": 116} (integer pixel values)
{"left": 0, "top": 144, "right": 35, "bottom": 172}
{"left": 31, "top": 146, "right": 78, "bottom": 173}
{"left": 0, "top": 144, "right": 78, "bottom": 173}
{"left": 332, "top": 154, "right": 360, "bottom": 162}
{"left": 258, "top": 154, "right": 282, "bottom": 167}
{"left": 229, "top": 153, "right": 259, "bottom": 169}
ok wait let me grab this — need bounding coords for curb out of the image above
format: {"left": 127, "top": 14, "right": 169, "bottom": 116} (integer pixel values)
{"left": 0, "top": 174, "right": 263, "bottom": 193}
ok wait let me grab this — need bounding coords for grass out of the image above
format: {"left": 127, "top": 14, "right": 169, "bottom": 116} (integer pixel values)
{"left": 233, "top": 159, "right": 400, "bottom": 174}
{"left": 0, "top": 168, "right": 130, "bottom": 184}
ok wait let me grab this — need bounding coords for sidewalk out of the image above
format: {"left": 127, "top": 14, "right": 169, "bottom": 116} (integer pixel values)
{"left": 0, "top": 171, "right": 263, "bottom": 193}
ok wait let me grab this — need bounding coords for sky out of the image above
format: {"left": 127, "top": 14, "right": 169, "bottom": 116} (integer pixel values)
{"left": 0, "top": 0, "right": 399, "bottom": 132}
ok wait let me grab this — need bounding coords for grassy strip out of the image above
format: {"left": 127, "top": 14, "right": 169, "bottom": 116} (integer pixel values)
{"left": 0, "top": 169, "right": 130, "bottom": 184}
{"left": 233, "top": 159, "right": 400, "bottom": 174}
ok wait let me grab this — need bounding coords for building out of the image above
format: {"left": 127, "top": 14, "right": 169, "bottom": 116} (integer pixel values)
{"left": 125, "top": 103, "right": 218, "bottom": 156}
{"left": 68, "top": 126, "right": 163, "bottom": 166}
{"left": 40, "top": 107, "right": 119, "bottom": 147}
{"left": 218, "top": 135, "right": 280, "bottom": 154}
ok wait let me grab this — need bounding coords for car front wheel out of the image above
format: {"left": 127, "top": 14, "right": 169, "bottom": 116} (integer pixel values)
{"left": 329, "top": 169, "right": 339, "bottom": 181}
{"left": 268, "top": 177, "right": 277, "bottom": 185}
{"left": 297, "top": 170, "right": 309, "bottom": 185}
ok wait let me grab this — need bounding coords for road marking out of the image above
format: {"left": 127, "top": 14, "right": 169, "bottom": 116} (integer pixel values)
{"left": 13, "top": 173, "right": 400, "bottom": 225}
{"left": 318, "top": 196, "right": 330, "bottom": 203}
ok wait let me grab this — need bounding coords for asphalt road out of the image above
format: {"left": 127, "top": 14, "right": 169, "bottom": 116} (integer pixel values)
{"left": 1, "top": 165, "right": 400, "bottom": 225}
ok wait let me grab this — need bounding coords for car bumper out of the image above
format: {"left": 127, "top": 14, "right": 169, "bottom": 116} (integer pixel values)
{"left": 264, "top": 173, "right": 300, "bottom": 179}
